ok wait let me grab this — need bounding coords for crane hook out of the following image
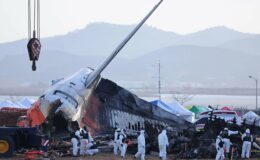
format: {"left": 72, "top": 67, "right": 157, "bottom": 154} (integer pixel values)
{"left": 32, "top": 60, "right": 36, "bottom": 71}
{"left": 27, "top": 0, "right": 41, "bottom": 71}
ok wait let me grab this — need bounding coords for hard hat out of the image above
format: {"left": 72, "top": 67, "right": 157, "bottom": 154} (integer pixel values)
{"left": 224, "top": 128, "right": 228, "bottom": 131}
{"left": 246, "top": 128, "right": 250, "bottom": 133}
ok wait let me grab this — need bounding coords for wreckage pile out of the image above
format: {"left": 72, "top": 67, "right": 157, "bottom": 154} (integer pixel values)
{"left": 1, "top": 78, "right": 260, "bottom": 159}
{"left": 173, "top": 115, "right": 260, "bottom": 159}
{"left": 70, "top": 78, "right": 195, "bottom": 153}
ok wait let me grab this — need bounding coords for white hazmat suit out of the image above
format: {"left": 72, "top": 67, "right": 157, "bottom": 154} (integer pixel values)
{"left": 135, "top": 130, "right": 146, "bottom": 160}
{"left": 241, "top": 129, "right": 252, "bottom": 159}
{"left": 120, "top": 129, "right": 128, "bottom": 158}
{"left": 158, "top": 130, "right": 169, "bottom": 160}
{"left": 71, "top": 130, "right": 82, "bottom": 156}
{"left": 215, "top": 134, "right": 224, "bottom": 160}
{"left": 79, "top": 127, "right": 95, "bottom": 155}
{"left": 222, "top": 128, "right": 238, "bottom": 154}
{"left": 114, "top": 128, "right": 121, "bottom": 155}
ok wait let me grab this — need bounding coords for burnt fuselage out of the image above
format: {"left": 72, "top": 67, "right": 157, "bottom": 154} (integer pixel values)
{"left": 82, "top": 78, "right": 194, "bottom": 138}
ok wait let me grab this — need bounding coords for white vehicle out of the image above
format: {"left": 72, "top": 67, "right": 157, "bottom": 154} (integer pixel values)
{"left": 199, "top": 110, "right": 240, "bottom": 123}
{"left": 195, "top": 110, "right": 241, "bottom": 131}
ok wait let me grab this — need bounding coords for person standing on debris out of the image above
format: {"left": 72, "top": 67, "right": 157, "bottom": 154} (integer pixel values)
{"left": 222, "top": 127, "right": 238, "bottom": 156}
{"left": 134, "top": 130, "right": 146, "bottom": 160}
{"left": 114, "top": 128, "right": 121, "bottom": 155}
{"left": 71, "top": 126, "right": 82, "bottom": 156}
{"left": 215, "top": 132, "right": 225, "bottom": 160}
{"left": 120, "top": 129, "right": 128, "bottom": 159}
{"left": 158, "top": 129, "right": 169, "bottom": 160}
{"left": 241, "top": 128, "right": 253, "bottom": 159}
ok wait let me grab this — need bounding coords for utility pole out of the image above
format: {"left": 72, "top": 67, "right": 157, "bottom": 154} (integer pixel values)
{"left": 249, "top": 75, "right": 258, "bottom": 110}
{"left": 158, "top": 61, "right": 161, "bottom": 100}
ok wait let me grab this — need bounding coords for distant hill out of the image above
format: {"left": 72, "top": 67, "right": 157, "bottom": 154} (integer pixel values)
{"left": 0, "top": 23, "right": 180, "bottom": 59}
{"left": 120, "top": 45, "right": 260, "bottom": 88}
{"left": 0, "top": 23, "right": 257, "bottom": 59}
{"left": 219, "top": 35, "right": 260, "bottom": 56}
{"left": 0, "top": 45, "right": 259, "bottom": 89}
{"left": 178, "top": 26, "right": 253, "bottom": 46}
{"left": 0, "top": 23, "right": 259, "bottom": 91}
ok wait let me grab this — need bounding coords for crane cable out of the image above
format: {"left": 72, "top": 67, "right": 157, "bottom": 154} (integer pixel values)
{"left": 28, "top": 0, "right": 40, "bottom": 39}
{"left": 27, "top": 0, "right": 41, "bottom": 71}
{"left": 28, "top": 0, "right": 31, "bottom": 39}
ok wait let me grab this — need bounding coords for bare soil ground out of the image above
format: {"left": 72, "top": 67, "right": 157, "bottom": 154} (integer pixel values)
{"left": 62, "top": 153, "right": 174, "bottom": 160}
{"left": 8, "top": 153, "right": 260, "bottom": 160}
{"left": 6, "top": 153, "right": 184, "bottom": 160}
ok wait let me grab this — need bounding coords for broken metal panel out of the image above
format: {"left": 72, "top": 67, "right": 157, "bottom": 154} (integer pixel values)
{"left": 80, "top": 78, "right": 194, "bottom": 137}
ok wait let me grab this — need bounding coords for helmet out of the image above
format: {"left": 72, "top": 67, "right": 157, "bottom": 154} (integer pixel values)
{"left": 246, "top": 128, "right": 250, "bottom": 134}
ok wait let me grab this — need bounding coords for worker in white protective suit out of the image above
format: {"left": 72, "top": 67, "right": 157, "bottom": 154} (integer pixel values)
{"left": 114, "top": 128, "right": 121, "bottom": 155}
{"left": 119, "top": 129, "right": 128, "bottom": 159}
{"left": 215, "top": 132, "right": 225, "bottom": 160}
{"left": 79, "top": 126, "right": 95, "bottom": 155}
{"left": 134, "top": 130, "right": 146, "bottom": 160}
{"left": 71, "top": 127, "right": 82, "bottom": 156}
{"left": 158, "top": 130, "right": 169, "bottom": 160}
{"left": 241, "top": 128, "right": 252, "bottom": 159}
{"left": 221, "top": 127, "right": 238, "bottom": 156}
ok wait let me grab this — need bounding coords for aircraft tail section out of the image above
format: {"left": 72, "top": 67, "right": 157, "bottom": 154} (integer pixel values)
{"left": 85, "top": 0, "right": 163, "bottom": 88}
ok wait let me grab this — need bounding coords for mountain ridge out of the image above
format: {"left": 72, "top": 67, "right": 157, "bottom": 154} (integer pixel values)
{"left": 0, "top": 23, "right": 259, "bottom": 90}
{"left": 0, "top": 23, "right": 258, "bottom": 59}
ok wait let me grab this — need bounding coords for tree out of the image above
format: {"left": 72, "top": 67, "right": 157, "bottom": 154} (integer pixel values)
{"left": 171, "top": 92, "right": 194, "bottom": 105}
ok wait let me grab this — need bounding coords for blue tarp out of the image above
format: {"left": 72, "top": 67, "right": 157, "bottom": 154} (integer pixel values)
{"left": 150, "top": 100, "right": 178, "bottom": 115}
{"left": 151, "top": 100, "right": 194, "bottom": 122}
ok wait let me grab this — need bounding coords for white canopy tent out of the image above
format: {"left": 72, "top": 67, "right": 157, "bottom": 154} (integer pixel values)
{"left": 167, "top": 101, "right": 195, "bottom": 123}
{"left": 0, "top": 98, "right": 35, "bottom": 109}
{"left": 151, "top": 100, "right": 194, "bottom": 122}
{"left": 242, "top": 111, "right": 259, "bottom": 125}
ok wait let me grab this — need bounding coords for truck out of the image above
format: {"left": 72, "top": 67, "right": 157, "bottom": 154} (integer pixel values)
{"left": 0, "top": 126, "right": 42, "bottom": 157}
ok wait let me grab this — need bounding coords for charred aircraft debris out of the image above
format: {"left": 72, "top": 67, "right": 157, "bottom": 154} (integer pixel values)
{"left": 86, "top": 78, "right": 194, "bottom": 135}
{"left": 22, "top": 0, "right": 192, "bottom": 149}
{"left": 24, "top": 0, "right": 196, "bottom": 154}
{"left": 27, "top": 0, "right": 165, "bottom": 131}
{"left": 50, "top": 78, "right": 195, "bottom": 152}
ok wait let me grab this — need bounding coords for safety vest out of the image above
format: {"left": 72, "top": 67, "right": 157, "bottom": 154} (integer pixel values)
{"left": 81, "top": 130, "right": 89, "bottom": 139}
{"left": 117, "top": 133, "right": 126, "bottom": 142}
{"left": 218, "top": 137, "right": 224, "bottom": 148}
{"left": 222, "top": 130, "right": 229, "bottom": 138}
{"left": 71, "top": 132, "right": 80, "bottom": 141}
{"left": 243, "top": 133, "right": 251, "bottom": 142}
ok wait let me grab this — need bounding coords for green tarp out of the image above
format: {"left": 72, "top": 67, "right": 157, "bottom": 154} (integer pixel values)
{"left": 186, "top": 105, "right": 211, "bottom": 118}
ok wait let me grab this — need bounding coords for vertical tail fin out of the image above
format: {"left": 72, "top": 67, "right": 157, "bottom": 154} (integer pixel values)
{"left": 85, "top": 0, "right": 163, "bottom": 87}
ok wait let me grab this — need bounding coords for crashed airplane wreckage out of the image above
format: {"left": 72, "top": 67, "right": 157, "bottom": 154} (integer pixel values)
{"left": 26, "top": 0, "right": 194, "bottom": 140}
{"left": 86, "top": 78, "right": 194, "bottom": 136}
{"left": 29, "top": 77, "right": 194, "bottom": 153}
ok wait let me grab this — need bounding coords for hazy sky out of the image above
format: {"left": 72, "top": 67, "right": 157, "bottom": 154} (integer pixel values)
{"left": 0, "top": 0, "right": 259, "bottom": 43}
